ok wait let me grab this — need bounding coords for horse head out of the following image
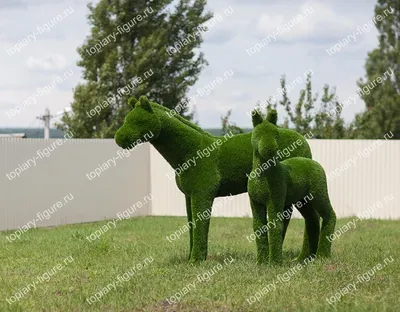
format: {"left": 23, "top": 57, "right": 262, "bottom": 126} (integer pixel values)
{"left": 115, "top": 96, "right": 161, "bottom": 149}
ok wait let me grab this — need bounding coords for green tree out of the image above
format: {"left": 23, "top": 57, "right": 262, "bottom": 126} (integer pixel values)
{"left": 221, "top": 109, "right": 244, "bottom": 135}
{"left": 278, "top": 74, "right": 346, "bottom": 138}
{"left": 313, "top": 85, "right": 346, "bottom": 139}
{"left": 354, "top": 1, "right": 399, "bottom": 138}
{"left": 279, "top": 73, "right": 315, "bottom": 135}
{"left": 58, "top": 0, "right": 212, "bottom": 138}
{"left": 221, "top": 74, "right": 347, "bottom": 138}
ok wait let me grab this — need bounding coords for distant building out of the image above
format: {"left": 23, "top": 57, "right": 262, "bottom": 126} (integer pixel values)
{"left": 0, "top": 133, "right": 26, "bottom": 138}
{"left": 0, "top": 128, "right": 65, "bottom": 139}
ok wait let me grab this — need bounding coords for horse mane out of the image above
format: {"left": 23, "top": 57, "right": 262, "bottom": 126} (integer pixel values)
{"left": 151, "top": 102, "right": 216, "bottom": 138}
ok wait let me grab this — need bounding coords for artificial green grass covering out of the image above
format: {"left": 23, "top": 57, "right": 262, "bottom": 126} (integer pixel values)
{"left": 248, "top": 110, "right": 336, "bottom": 264}
{"left": 115, "top": 96, "right": 312, "bottom": 262}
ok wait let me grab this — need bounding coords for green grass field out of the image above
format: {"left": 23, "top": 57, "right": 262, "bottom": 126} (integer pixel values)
{"left": 1, "top": 216, "right": 399, "bottom": 312}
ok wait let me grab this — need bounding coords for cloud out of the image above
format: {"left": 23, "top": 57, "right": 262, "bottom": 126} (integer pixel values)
{"left": 26, "top": 54, "right": 67, "bottom": 71}
{"left": 204, "top": 28, "right": 236, "bottom": 45}
{"left": 229, "top": 65, "right": 274, "bottom": 79}
{"left": 256, "top": 2, "right": 356, "bottom": 43}
{"left": 230, "top": 90, "right": 250, "bottom": 101}
{"left": 0, "top": 0, "right": 82, "bottom": 9}
{"left": 0, "top": 0, "right": 379, "bottom": 129}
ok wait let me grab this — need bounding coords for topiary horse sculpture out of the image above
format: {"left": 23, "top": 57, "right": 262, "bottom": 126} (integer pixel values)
{"left": 248, "top": 110, "right": 336, "bottom": 264}
{"left": 115, "top": 95, "right": 316, "bottom": 263}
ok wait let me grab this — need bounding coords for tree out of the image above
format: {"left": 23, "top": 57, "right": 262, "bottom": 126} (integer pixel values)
{"left": 279, "top": 73, "right": 315, "bottom": 135}
{"left": 221, "top": 73, "right": 347, "bottom": 138}
{"left": 58, "top": 0, "right": 212, "bottom": 138}
{"left": 221, "top": 109, "right": 244, "bottom": 135}
{"left": 278, "top": 74, "right": 346, "bottom": 138}
{"left": 313, "top": 85, "right": 346, "bottom": 139}
{"left": 354, "top": 1, "right": 400, "bottom": 138}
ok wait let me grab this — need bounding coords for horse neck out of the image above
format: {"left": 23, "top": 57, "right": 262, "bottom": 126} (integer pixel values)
{"left": 151, "top": 108, "right": 214, "bottom": 168}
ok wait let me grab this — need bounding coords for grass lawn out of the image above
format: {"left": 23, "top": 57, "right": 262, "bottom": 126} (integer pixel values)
{"left": 1, "top": 216, "right": 399, "bottom": 312}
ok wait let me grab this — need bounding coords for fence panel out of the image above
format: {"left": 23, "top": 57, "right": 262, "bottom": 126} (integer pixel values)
{"left": 0, "top": 139, "right": 151, "bottom": 231}
{"left": 150, "top": 139, "right": 400, "bottom": 219}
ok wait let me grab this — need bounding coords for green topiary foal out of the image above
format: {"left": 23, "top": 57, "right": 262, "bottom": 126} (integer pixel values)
{"left": 115, "top": 95, "right": 315, "bottom": 263}
{"left": 248, "top": 110, "right": 336, "bottom": 264}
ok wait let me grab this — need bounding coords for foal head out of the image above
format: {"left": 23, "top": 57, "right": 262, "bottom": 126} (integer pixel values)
{"left": 251, "top": 109, "right": 280, "bottom": 161}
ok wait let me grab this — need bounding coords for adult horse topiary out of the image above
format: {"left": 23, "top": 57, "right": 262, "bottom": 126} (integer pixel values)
{"left": 115, "top": 95, "right": 315, "bottom": 263}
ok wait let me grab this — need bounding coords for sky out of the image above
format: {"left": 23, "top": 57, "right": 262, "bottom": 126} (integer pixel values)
{"left": 0, "top": 0, "right": 382, "bottom": 129}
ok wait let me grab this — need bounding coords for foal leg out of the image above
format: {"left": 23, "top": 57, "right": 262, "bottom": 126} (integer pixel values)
{"left": 266, "top": 198, "right": 285, "bottom": 265}
{"left": 281, "top": 204, "right": 293, "bottom": 242}
{"left": 296, "top": 203, "right": 320, "bottom": 261}
{"left": 313, "top": 198, "right": 336, "bottom": 258}
{"left": 250, "top": 199, "right": 268, "bottom": 264}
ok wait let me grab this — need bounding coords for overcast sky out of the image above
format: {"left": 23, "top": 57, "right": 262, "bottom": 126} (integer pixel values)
{"left": 0, "top": 0, "right": 380, "bottom": 129}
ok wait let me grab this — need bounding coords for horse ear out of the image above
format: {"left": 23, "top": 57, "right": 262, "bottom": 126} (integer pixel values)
{"left": 138, "top": 96, "right": 153, "bottom": 112}
{"left": 128, "top": 97, "right": 138, "bottom": 109}
{"left": 266, "top": 109, "right": 278, "bottom": 125}
{"left": 251, "top": 109, "right": 263, "bottom": 127}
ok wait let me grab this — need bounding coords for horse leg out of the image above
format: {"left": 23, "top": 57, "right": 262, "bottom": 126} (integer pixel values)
{"left": 189, "top": 194, "right": 215, "bottom": 263}
{"left": 185, "top": 195, "right": 193, "bottom": 260}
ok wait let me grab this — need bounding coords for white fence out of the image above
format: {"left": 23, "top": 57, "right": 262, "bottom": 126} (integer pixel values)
{"left": 1, "top": 138, "right": 399, "bottom": 231}
{"left": 0, "top": 139, "right": 150, "bottom": 231}
{"left": 150, "top": 139, "right": 399, "bottom": 219}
